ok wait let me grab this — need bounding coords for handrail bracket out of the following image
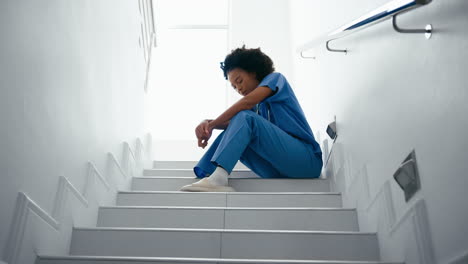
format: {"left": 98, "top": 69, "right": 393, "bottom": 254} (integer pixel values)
{"left": 326, "top": 40, "right": 347, "bottom": 54}
{"left": 300, "top": 51, "right": 316, "bottom": 59}
{"left": 392, "top": 14, "right": 432, "bottom": 39}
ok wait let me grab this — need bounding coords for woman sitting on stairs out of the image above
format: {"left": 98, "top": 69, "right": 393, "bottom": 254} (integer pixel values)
{"left": 180, "top": 45, "right": 323, "bottom": 192}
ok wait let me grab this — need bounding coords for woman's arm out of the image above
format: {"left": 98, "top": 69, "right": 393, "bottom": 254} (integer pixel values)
{"left": 204, "top": 119, "right": 229, "bottom": 130}
{"left": 196, "top": 86, "right": 273, "bottom": 149}
{"left": 208, "top": 86, "right": 273, "bottom": 131}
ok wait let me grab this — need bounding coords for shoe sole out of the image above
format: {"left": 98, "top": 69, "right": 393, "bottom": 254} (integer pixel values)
{"left": 180, "top": 185, "right": 236, "bottom": 192}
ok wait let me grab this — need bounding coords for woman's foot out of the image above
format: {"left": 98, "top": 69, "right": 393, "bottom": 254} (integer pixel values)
{"left": 179, "top": 177, "right": 235, "bottom": 192}
{"left": 180, "top": 166, "right": 235, "bottom": 192}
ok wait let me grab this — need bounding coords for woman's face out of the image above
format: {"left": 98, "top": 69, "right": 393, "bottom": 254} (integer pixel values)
{"left": 227, "top": 68, "right": 259, "bottom": 96}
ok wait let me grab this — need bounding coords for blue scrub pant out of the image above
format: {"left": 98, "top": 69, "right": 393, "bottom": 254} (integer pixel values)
{"left": 194, "top": 110, "right": 323, "bottom": 179}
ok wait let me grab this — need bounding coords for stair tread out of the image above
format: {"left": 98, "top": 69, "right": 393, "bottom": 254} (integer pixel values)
{"left": 132, "top": 177, "right": 330, "bottom": 192}
{"left": 143, "top": 169, "right": 258, "bottom": 177}
{"left": 74, "top": 227, "right": 374, "bottom": 235}
{"left": 38, "top": 255, "right": 403, "bottom": 264}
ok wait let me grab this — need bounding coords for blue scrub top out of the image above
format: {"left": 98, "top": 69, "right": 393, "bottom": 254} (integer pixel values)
{"left": 255, "top": 72, "right": 322, "bottom": 155}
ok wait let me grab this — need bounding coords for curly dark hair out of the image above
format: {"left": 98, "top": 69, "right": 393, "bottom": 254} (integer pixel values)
{"left": 220, "top": 45, "right": 275, "bottom": 82}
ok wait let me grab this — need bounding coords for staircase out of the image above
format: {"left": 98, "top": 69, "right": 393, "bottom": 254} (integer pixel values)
{"left": 36, "top": 161, "right": 403, "bottom": 264}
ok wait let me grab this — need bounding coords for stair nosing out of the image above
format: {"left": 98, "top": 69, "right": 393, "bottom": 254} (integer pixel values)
{"left": 99, "top": 206, "right": 354, "bottom": 211}
{"left": 135, "top": 176, "right": 329, "bottom": 181}
{"left": 137, "top": 176, "right": 196, "bottom": 179}
{"left": 37, "top": 255, "right": 403, "bottom": 263}
{"left": 118, "top": 191, "right": 340, "bottom": 195}
{"left": 145, "top": 169, "right": 251, "bottom": 172}
{"left": 73, "top": 227, "right": 375, "bottom": 235}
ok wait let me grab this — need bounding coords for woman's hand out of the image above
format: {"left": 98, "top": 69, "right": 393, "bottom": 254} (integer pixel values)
{"left": 195, "top": 120, "right": 213, "bottom": 149}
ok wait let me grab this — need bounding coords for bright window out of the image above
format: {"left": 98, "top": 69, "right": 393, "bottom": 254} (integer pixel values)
{"left": 149, "top": 0, "right": 229, "bottom": 141}
{"left": 156, "top": 0, "right": 228, "bottom": 26}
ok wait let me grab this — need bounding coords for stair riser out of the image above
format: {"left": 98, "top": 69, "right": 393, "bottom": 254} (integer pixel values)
{"left": 143, "top": 169, "right": 256, "bottom": 178}
{"left": 153, "top": 160, "right": 198, "bottom": 169}
{"left": 70, "top": 229, "right": 380, "bottom": 261}
{"left": 116, "top": 193, "right": 342, "bottom": 207}
{"left": 132, "top": 178, "right": 330, "bottom": 192}
{"left": 97, "top": 208, "right": 359, "bottom": 231}
{"left": 153, "top": 161, "right": 248, "bottom": 170}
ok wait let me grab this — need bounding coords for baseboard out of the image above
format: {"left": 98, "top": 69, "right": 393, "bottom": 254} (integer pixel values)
{"left": 1, "top": 135, "right": 151, "bottom": 264}
{"left": 3, "top": 192, "right": 62, "bottom": 264}
{"left": 412, "top": 200, "right": 436, "bottom": 264}
{"left": 364, "top": 180, "right": 397, "bottom": 231}
{"left": 448, "top": 249, "right": 468, "bottom": 264}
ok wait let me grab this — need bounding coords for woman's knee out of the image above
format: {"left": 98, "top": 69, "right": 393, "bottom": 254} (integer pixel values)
{"left": 230, "top": 110, "right": 258, "bottom": 125}
{"left": 232, "top": 110, "right": 255, "bottom": 120}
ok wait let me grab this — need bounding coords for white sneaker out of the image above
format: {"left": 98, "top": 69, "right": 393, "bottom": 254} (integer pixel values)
{"left": 180, "top": 178, "right": 236, "bottom": 192}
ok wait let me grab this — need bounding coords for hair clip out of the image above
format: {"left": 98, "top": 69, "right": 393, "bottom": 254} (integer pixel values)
{"left": 220, "top": 62, "right": 225, "bottom": 70}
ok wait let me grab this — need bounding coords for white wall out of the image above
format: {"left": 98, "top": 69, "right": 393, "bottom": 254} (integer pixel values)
{"left": 0, "top": 0, "right": 148, "bottom": 261}
{"left": 229, "top": 0, "right": 294, "bottom": 80}
{"left": 290, "top": 0, "right": 468, "bottom": 263}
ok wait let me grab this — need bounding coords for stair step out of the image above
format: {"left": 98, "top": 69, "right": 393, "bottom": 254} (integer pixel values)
{"left": 37, "top": 255, "right": 405, "bottom": 264}
{"left": 132, "top": 177, "right": 330, "bottom": 192}
{"left": 143, "top": 169, "right": 257, "bottom": 178}
{"left": 70, "top": 228, "right": 380, "bottom": 261}
{"left": 153, "top": 160, "right": 199, "bottom": 169}
{"left": 97, "top": 206, "right": 358, "bottom": 231}
{"left": 153, "top": 161, "right": 248, "bottom": 170}
{"left": 117, "top": 191, "right": 342, "bottom": 207}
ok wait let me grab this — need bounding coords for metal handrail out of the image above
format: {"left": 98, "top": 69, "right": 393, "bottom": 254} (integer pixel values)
{"left": 149, "top": 0, "right": 156, "bottom": 47}
{"left": 144, "top": 32, "right": 156, "bottom": 93}
{"left": 297, "top": 0, "right": 432, "bottom": 55}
